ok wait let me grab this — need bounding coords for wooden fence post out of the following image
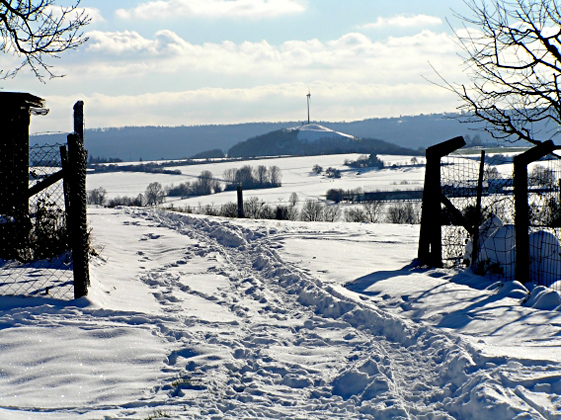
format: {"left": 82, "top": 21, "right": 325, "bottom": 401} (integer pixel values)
{"left": 73, "top": 100, "right": 84, "bottom": 141}
{"left": 237, "top": 185, "right": 244, "bottom": 218}
{"left": 418, "top": 136, "right": 466, "bottom": 267}
{"left": 513, "top": 140, "right": 555, "bottom": 282}
{"left": 67, "top": 133, "right": 90, "bottom": 298}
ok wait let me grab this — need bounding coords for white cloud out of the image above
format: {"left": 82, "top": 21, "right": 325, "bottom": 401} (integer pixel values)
{"left": 361, "top": 14, "right": 442, "bottom": 29}
{"left": 86, "top": 30, "right": 157, "bottom": 54}
{"left": 115, "top": 0, "right": 306, "bottom": 20}
{"left": 20, "top": 28, "right": 466, "bottom": 131}
{"left": 80, "top": 29, "right": 460, "bottom": 86}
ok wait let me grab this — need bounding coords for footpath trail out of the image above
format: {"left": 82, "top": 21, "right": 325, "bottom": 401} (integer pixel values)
{"left": 137, "top": 209, "right": 559, "bottom": 419}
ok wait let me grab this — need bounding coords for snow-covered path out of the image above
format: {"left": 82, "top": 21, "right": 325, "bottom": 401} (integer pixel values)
{"left": 141, "top": 210, "right": 466, "bottom": 419}
{"left": 2, "top": 208, "right": 561, "bottom": 419}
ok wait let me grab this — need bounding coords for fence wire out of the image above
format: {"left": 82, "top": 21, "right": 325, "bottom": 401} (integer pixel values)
{"left": 440, "top": 150, "right": 561, "bottom": 291}
{"left": 527, "top": 155, "right": 561, "bottom": 289}
{"left": 0, "top": 144, "right": 73, "bottom": 299}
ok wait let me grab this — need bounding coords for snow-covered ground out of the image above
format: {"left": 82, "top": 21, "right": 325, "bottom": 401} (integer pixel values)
{"left": 3, "top": 152, "right": 561, "bottom": 419}
{"left": 1, "top": 207, "right": 561, "bottom": 419}
{"left": 86, "top": 153, "right": 426, "bottom": 208}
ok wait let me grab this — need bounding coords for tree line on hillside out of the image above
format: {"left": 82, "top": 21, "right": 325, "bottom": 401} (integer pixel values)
{"left": 88, "top": 161, "right": 183, "bottom": 175}
{"left": 344, "top": 154, "right": 385, "bottom": 169}
{"left": 222, "top": 165, "right": 281, "bottom": 190}
{"left": 173, "top": 198, "right": 420, "bottom": 224}
{"left": 88, "top": 183, "right": 421, "bottom": 225}
{"left": 87, "top": 165, "right": 282, "bottom": 207}
{"left": 31, "top": 114, "right": 506, "bottom": 161}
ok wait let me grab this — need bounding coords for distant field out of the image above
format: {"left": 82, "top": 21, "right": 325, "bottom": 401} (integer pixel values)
{"left": 87, "top": 153, "right": 426, "bottom": 210}
{"left": 456, "top": 146, "right": 530, "bottom": 154}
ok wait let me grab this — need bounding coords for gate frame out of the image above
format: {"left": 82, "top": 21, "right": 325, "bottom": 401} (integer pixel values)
{"left": 418, "top": 136, "right": 466, "bottom": 267}
{"left": 418, "top": 137, "right": 559, "bottom": 284}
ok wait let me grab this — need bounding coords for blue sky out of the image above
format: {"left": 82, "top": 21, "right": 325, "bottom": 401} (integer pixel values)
{"left": 1, "top": 0, "right": 474, "bottom": 133}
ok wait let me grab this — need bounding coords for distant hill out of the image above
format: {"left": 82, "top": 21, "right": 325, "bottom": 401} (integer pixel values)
{"left": 228, "top": 123, "right": 420, "bottom": 157}
{"left": 31, "top": 123, "right": 293, "bottom": 162}
{"left": 29, "top": 113, "right": 496, "bottom": 161}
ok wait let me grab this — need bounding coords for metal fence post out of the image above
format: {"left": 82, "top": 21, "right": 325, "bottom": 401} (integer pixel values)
{"left": 67, "top": 133, "right": 90, "bottom": 298}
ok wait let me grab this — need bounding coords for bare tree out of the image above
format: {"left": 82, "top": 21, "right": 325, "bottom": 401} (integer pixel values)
{"left": 443, "top": 0, "right": 561, "bottom": 145}
{"left": 145, "top": 182, "right": 165, "bottom": 206}
{"left": 193, "top": 170, "right": 219, "bottom": 195}
{"left": 269, "top": 165, "right": 282, "bottom": 187}
{"left": 362, "top": 201, "right": 383, "bottom": 222}
{"left": 289, "top": 192, "right": 299, "bottom": 206}
{"left": 235, "top": 166, "right": 254, "bottom": 188}
{"left": 344, "top": 207, "right": 368, "bottom": 223}
{"left": 254, "top": 165, "right": 269, "bottom": 187}
{"left": 323, "top": 204, "right": 341, "bottom": 222}
{"left": 529, "top": 164, "right": 555, "bottom": 187}
{"left": 87, "top": 187, "right": 106, "bottom": 206}
{"left": 1, "top": 0, "right": 90, "bottom": 80}
{"left": 300, "top": 199, "right": 324, "bottom": 222}
{"left": 386, "top": 202, "right": 420, "bottom": 224}
{"left": 223, "top": 168, "right": 237, "bottom": 184}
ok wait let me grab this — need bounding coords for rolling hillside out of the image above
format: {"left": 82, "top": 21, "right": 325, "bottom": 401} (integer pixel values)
{"left": 31, "top": 113, "right": 493, "bottom": 161}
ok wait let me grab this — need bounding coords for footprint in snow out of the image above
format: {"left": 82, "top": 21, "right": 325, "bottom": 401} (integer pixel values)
{"left": 140, "top": 233, "right": 161, "bottom": 241}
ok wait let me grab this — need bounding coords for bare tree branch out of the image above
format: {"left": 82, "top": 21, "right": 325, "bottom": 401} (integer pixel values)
{"left": 440, "top": 0, "right": 561, "bottom": 145}
{"left": 0, "top": 0, "right": 90, "bottom": 81}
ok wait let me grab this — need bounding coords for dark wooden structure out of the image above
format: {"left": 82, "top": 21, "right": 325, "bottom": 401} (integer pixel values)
{"left": 418, "top": 136, "right": 466, "bottom": 267}
{"left": 418, "top": 137, "right": 559, "bottom": 283}
{"left": 0, "top": 94, "right": 90, "bottom": 298}
{"left": 0, "top": 92, "right": 47, "bottom": 258}
{"left": 513, "top": 140, "right": 555, "bottom": 282}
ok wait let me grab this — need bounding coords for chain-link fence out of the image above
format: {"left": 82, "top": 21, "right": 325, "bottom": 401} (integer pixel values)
{"left": 441, "top": 152, "right": 516, "bottom": 269}
{"left": 0, "top": 143, "right": 73, "bottom": 299}
{"left": 438, "top": 147, "right": 561, "bottom": 290}
{"left": 526, "top": 155, "right": 561, "bottom": 288}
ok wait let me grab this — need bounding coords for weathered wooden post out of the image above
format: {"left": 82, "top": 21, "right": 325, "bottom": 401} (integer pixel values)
{"left": 66, "top": 100, "right": 90, "bottom": 298}
{"left": 418, "top": 136, "right": 465, "bottom": 267}
{"left": 513, "top": 140, "right": 555, "bottom": 282}
{"left": 73, "top": 100, "right": 84, "bottom": 141}
{"left": 237, "top": 185, "right": 245, "bottom": 218}
{"left": 0, "top": 92, "right": 46, "bottom": 259}
{"left": 67, "top": 131, "right": 90, "bottom": 298}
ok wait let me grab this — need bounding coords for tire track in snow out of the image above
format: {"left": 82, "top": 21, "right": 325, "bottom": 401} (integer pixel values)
{"left": 138, "top": 209, "right": 556, "bottom": 419}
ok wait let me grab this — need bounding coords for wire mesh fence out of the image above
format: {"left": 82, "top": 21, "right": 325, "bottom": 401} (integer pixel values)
{"left": 527, "top": 156, "right": 561, "bottom": 289}
{"left": 0, "top": 143, "right": 73, "bottom": 299}
{"left": 441, "top": 152, "right": 515, "bottom": 267}
{"left": 440, "top": 150, "right": 561, "bottom": 291}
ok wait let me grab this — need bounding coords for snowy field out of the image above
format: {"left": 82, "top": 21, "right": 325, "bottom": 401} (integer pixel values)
{"left": 2, "top": 152, "right": 561, "bottom": 419}
{"left": 86, "top": 153, "right": 427, "bottom": 209}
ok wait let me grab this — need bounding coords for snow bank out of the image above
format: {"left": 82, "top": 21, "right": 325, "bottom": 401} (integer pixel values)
{"left": 469, "top": 215, "right": 561, "bottom": 286}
